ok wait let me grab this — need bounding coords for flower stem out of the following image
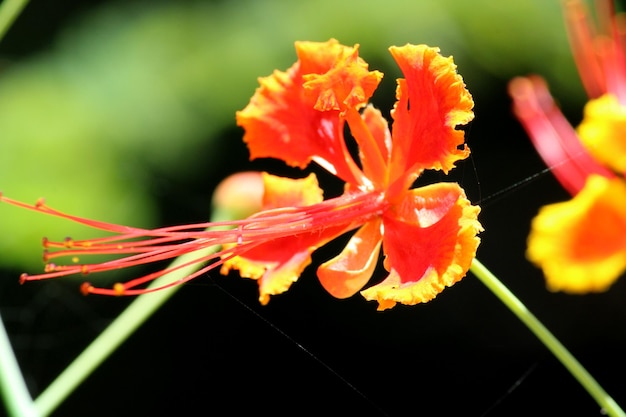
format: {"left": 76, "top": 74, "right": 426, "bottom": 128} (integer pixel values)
{"left": 470, "top": 258, "right": 625, "bottom": 417}
{"left": 33, "top": 243, "right": 220, "bottom": 417}
{"left": 31, "top": 205, "right": 240, "bottom": 417}
{"left": 0, "top": 1, "right": 36, "bottom": 415}
{"left": 0, "top": 0, "right": 29, "bottom": 42}
{"left": 0, "top": 312, "right": 38, "bottom": 417}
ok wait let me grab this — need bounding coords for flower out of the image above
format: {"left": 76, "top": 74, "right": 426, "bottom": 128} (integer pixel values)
{"left": 2, "top": 39, "right": 481, "bottom": 310}
{"left": 509, "top": 0, "right": 626, "bottom": 293}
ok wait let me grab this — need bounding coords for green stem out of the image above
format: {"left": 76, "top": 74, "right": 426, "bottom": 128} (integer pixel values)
{"left": 32, "top": 204, "right": 241, "bottom": 416}
{"left": 32, "top": 242, "right": 220, "bottom": 417}
{"left": 0, "top": 2, "right": 41, "bottom": 415}
{"left": 29, "top": 199, "right": 246, "bottom": 416}
{"left": 0, "top": 312, "right": 38, "bottom": 417}
{"left": 24, "top": 182, "right": 253, "bottom": 415}
{"left": 470, "top": 258, "right": 625, "bottom": 417}
{"left": 0, "top": 0, "right": 29, "bottom": 42}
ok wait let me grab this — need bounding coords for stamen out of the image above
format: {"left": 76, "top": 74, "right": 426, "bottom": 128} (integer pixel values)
{"left": 80, "top": 282, "right": 93, "bottom": 295}
{"left": 3, "top": 190, "right": 385, "bottom": 295}
{"left": 113, "top": 283, "right": 125, "bottom": 296}
{"left": 605, "top": 7, "right": 626, "bottom": 104}
{"left": 508, "top": 76, "right": 614, "bottom": 195}
{"left": 237, "top": 224, "right": 243, "bottom": 245}
{"left": 564, "top": 0, "right": 607, "bottom": 97}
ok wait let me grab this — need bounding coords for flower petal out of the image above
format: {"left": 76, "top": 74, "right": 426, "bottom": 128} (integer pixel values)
{"left": 361, "top": 183, "right": 481, "bottom": 310}
{"left": 299, "top": 41, "right": 383, "bottom": 113}
{"left": 261, "top": 172, "right": 323, "bottom": 209}
{"left": 220, "top": 173, "right": 349, "bottom": 304}
{"left": 527, "top": 175, "right": 626, "bottom": 293}
{"left": 577, "top": 94, "right": 626, "bottom": 173}
{"left": 359, "top": 105, "right": 392, "bottom": 186}
{"left": 221, "top": 228, "right": 346, "bottom": 305}
{"left": 387, "top": 45, "right": 474, "bottom": 191}
{"left": 317, "top": 217, "right": 382, "bottom": 299}
{"left": 236, "top": 42, "right": 365, "bottom": 185}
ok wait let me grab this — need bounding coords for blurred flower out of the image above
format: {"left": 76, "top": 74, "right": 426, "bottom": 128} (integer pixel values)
{"left": 3, "top": 39, "right": 481, "bottom": 310}
{"left": 509, "top": 0, "right": 626, "bottom": 293}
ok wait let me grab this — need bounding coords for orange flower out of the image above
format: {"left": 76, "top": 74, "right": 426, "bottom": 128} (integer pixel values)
{"left": 509, "top": 0, "right": 626, "bottom": 293}
{"left": 2, "top": 40, "right": 481, "bottom": 310}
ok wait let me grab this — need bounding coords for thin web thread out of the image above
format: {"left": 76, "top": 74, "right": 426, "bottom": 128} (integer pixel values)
{"left": 471, "top": 148, "right": 591, "bottom": 207}
{"left": 478, "top": 362, "right": 539, "bottom": 417}
{"left": 196, "top": 149, "right": 591, "bottom": 414}
{"left": 210, "top": 279, "right": 391, "bottom": 417}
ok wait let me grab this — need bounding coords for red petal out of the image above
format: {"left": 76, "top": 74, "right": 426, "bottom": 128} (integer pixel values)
{"left": 361, "top": 183, "right": 481, "bottom": 309}
{"left": 317, "top": 218, "right": 382, "bottom": 299}
{"left": 299, "top": 41, "right": 382, "bottom": 113}
{"left": 387, "top": 45, "right": 474, "bottom": 192}
{"left": 359, "top": 106, "right": 392, "bottom": 186}
{"left": 221, "top": 225, "right": 348, "bottom": 305}
{"left": 220, "top": 172, "right": 351, "bottom": 304}
{"left": 236, "top": 39, "right": 367, "bottom": 186}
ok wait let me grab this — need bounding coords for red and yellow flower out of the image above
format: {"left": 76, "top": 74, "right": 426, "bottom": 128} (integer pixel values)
{"left": 509, "top": 0, "right": 626, "bottom": 293}
{"left": 2, "top": 39, "right": 481, "bottom": 310}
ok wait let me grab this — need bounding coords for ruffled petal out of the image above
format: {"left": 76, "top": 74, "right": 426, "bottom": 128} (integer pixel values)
{"left": 236, "top": 40, "right": 364, "bottom": 185}
{"left": 361, "top": 183, "right": 481, "bottom": 310}
{"left": 299, "top": 41, "right": 382, "bottom": 113}
{"left": 317, "top": 217, "right": 382, "bottom": 299}
{"left": 387, "top": 45, "right": 474, "bottom": 191}
{"left": 221, "top": 227, "right": 347, "bottom": 305}
{"left": 220, "top": 173, "right": 350, "bottom": 304}
{"left": 577, "top": 94, "right": 626, "bottom": 173}
{"left": 261, "top": 172, "right": 323, "bottom": 209}
{"left": 527, "top": 175, "right": 626, "bottom": 293}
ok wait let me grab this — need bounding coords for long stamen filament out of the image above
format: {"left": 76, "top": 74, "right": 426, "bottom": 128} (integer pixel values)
{"left": 2, "top": 190, "right": 384, "bottom": 294}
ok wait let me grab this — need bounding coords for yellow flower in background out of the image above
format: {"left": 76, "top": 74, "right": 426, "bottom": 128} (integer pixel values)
{"left": 510, "top": 0, "right": 626, "bottom": 293}
{"left": 578, "top": 94, "right": 626, "bottom": 173}
{"left": 527, "top": 175, "right": 626, "bottom": 293}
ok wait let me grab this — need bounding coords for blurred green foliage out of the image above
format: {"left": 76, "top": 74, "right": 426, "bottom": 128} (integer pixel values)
{"left": 0, "top": 0, "right": 579, "bottom": 269}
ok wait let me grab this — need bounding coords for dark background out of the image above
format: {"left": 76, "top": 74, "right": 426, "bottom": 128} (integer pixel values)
{"left": 1, "top": 1, "right": 625, "bottom": 416}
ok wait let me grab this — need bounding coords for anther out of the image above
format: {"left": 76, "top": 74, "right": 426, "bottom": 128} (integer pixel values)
{"left": 19, "top": 273, "right": 28, "bottom": 284}
{"left": 44, "top": 263, "right": 57, "bottom": 273}
{"left": 35, "top": 198, "right": 46, "bottom": 208}
{"left": 113, "top": 283, "right": 125, "bottom": 296}
{"left": 80, "top": 282, "right": 93, "bottom": 295}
